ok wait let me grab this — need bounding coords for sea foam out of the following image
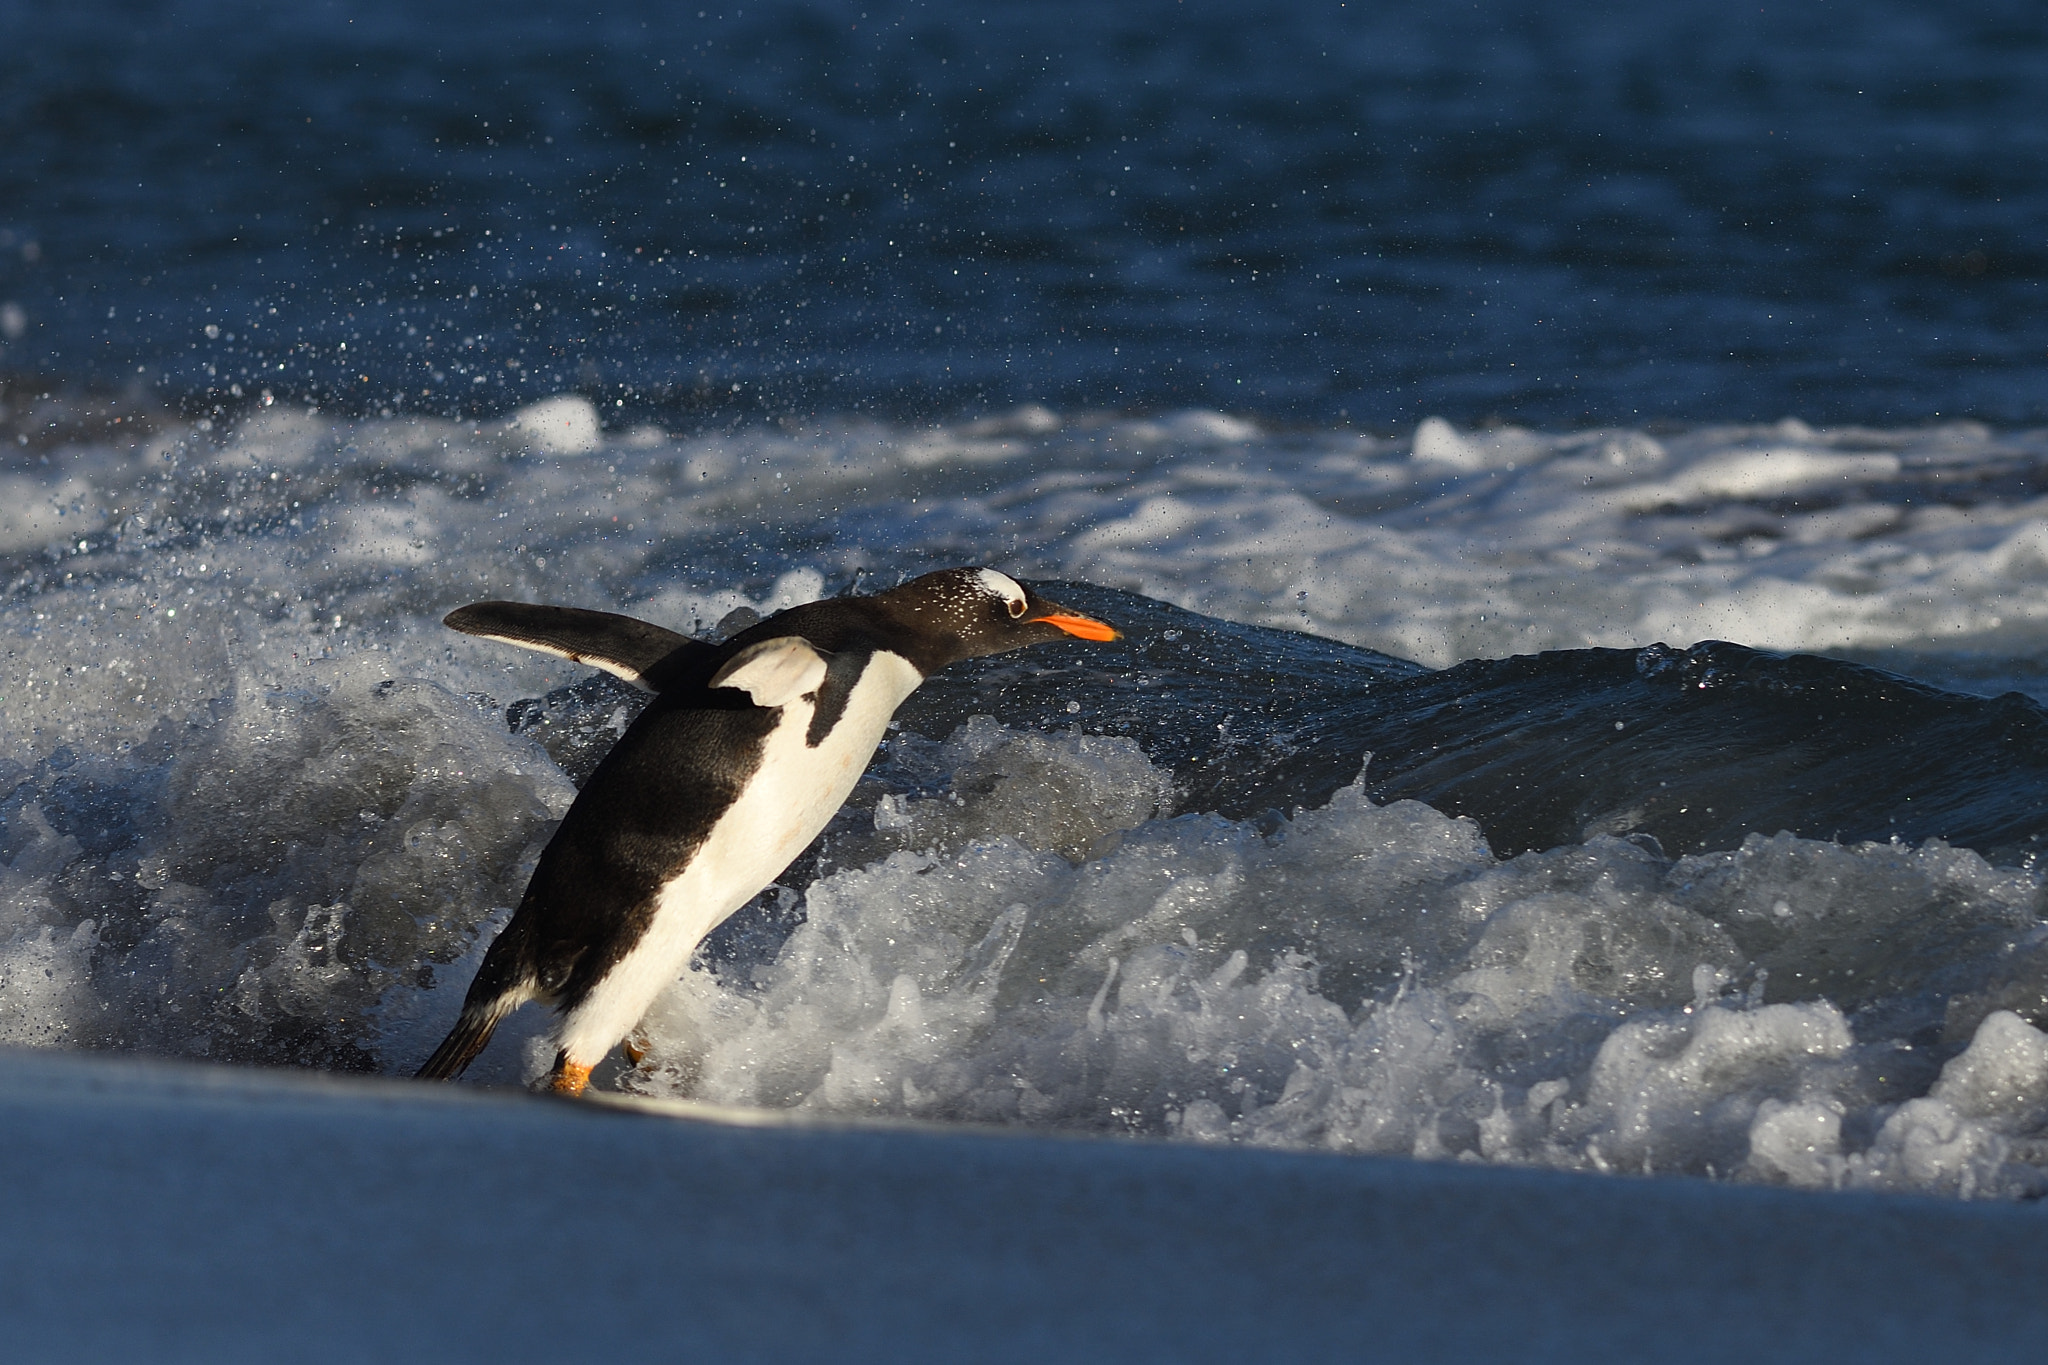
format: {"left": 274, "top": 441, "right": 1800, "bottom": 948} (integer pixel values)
{"left": 8, "top": 395, "right": 2048, "bottom": 1195}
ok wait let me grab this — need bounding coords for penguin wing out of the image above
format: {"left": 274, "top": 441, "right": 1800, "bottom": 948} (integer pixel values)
{"left": 710, "top": 635, "right": 830, "bottom": 708}
{"left": 443, "top": 601, "right": 710, "bottom": 691}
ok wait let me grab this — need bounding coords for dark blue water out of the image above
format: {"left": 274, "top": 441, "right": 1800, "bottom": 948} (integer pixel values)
{"left": 523, "top": 584, "right": 2048, "bottom": 870}
{"left": 1, "top": 0, "right": 2042, "bottom": 426}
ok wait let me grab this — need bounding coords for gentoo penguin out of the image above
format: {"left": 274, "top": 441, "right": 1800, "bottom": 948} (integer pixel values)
{"left": 415, "top": 567, "right": 1117, "bottom": 1096}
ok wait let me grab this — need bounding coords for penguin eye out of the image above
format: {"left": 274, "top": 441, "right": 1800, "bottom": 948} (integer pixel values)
{"left": 1006, "top": 596, "right": 1025, "bottom": 618}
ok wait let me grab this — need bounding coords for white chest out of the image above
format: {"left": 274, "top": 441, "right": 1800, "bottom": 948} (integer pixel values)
{"left": 556, "top": 648, "right": 925, "bottom": 1061}
{"left": 690, "top": 647, "right": 925, "bottom": 898}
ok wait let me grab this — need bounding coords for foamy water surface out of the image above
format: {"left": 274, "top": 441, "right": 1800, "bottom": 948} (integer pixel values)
{"left": 9, "top": 394, "right": 2048, "bottom": 1198}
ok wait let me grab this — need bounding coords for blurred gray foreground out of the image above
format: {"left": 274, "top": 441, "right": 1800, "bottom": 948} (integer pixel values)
{"left": 1, "top": 1049, "right": 2043, "bottom": 1363}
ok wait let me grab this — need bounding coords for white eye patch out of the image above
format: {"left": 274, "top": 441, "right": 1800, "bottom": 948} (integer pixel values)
{"left": 973, "top": 568, "right": 1028, "bottom": 616}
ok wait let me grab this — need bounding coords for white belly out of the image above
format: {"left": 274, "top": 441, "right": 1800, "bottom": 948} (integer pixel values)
{"left": 555, "top": 649, "right": 924, "bottom": 1065}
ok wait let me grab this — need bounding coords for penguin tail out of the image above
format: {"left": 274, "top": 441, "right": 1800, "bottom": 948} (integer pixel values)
{"left": 416, "top": 896, "right": 554, "bottom": 1082}
{"left": 414, "top": 988, "right": 528, "bottom": 1081}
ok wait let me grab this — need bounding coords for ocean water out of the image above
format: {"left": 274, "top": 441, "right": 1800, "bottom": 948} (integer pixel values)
{"left": 1, "top": 0, "right": 2044, "bottom": 426}
{"left": 6, "top": 0, "right": 2048, "bottom": 1207}
{"left": 9, "top": 396, "right": 2048, "bottom": 1202}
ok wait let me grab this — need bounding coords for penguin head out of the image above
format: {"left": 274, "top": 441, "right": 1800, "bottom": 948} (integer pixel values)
{"left": 876, "top": 567, "right": 1118, "bottom": 665}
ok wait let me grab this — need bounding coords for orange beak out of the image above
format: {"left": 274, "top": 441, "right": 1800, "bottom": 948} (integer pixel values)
{"left": 1031, "top": 611, "right": 1119, "bottom": 642}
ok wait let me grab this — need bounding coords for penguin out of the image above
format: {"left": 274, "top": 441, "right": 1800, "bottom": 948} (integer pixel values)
{"left": 415, "top": 567, "right": 1118, "bottom": 1096}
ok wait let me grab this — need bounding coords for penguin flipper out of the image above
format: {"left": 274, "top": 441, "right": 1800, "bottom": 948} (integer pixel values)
{"left": 444, "top": 601, "right": 711, "bottom": 691}
{"left": 710, "top": 636, "right": 830, "bottom": 708}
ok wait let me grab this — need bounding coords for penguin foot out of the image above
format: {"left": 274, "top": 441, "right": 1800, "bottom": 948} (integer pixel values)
{"left": 622, "top": 1029, "right": 651, "bottom": 1067}
{"left": 548, "top": 1057, "right": 593, "bottom": 1097}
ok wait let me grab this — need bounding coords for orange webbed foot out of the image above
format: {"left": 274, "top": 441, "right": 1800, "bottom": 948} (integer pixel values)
{"left": 548, "top": 1055, "right": 593, "bottom": 1097}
